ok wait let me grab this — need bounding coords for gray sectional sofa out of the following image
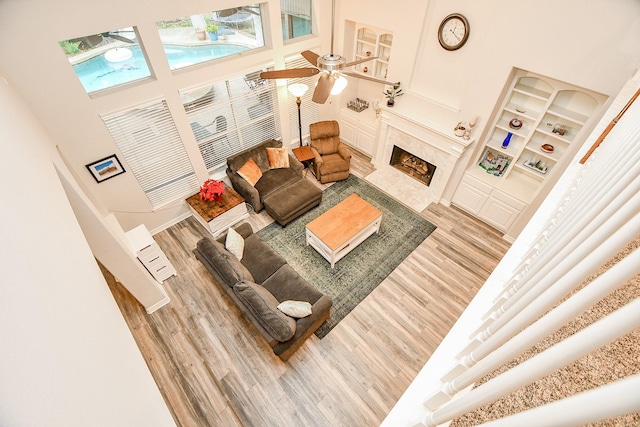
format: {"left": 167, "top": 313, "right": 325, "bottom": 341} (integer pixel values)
{"left": 226, "top": 139, "right": 303, "bottom": 213}
{"left": 193, "top": 223, "right": 332, "bottom": 361}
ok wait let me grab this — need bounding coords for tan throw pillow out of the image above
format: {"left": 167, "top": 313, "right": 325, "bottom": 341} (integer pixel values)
{"left": 236, "top": 157, "right": 262, "bottom": 186}
{"left": 266, "top": 147, "right": 289, "bottom": 169}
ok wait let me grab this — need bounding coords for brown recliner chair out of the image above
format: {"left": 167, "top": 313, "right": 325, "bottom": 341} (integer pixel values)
{"left": 309, "top": 120, "right": 351, "bottom": 184}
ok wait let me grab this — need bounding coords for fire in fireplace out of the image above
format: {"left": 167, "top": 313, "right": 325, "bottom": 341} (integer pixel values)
{"left": 389, "top": 145, "right": 436, "bottom": 186}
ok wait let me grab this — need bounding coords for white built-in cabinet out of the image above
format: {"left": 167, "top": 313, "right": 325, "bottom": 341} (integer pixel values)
{"left": 339, "top": 107, "right": 378, "bottom": 157}
{"left": 453, "top": 69, "right": 605, "bottom": 235}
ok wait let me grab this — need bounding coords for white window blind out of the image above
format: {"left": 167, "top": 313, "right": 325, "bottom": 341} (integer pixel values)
{"left": 102, "top": 99, "right": 198, "bottom": 209}
{"left": 181, "top": 69, "right": 281, "bottom": 171}
{"left": 286, "top": 55, "right": 320, "bottom": 145}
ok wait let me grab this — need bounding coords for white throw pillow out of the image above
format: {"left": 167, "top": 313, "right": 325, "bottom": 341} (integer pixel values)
{"left": 277, "top": 300, "right": 312, "bottom": 318}
{"left": 225, "top": 227, "right": 244, "bottom": 261}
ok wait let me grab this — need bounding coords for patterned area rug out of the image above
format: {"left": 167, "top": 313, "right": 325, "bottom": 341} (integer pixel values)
{"left": 258, "top": 175, "right": 436, "bottom": 338}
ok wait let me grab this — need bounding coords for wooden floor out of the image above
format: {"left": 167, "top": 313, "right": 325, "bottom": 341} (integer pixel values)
{"left": 106, "top": 150, "right": 511, "bottom": 427}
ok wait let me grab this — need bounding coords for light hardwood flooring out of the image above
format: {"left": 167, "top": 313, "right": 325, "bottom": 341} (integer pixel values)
{"left": 105, "top": 150, "right": 511, "bottom": 427}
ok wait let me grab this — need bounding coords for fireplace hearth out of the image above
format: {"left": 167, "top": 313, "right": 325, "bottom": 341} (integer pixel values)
{"left": 389, "top": 145, "right": 436, "bottom": 186}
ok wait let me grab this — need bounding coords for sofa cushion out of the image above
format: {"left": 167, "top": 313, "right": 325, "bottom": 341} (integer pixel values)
{"left": 241, "top": 234, "right": 287, "bottom": 284}
{"left": 196, "top": 238, "right": 254, "bottom": 286}
{"left": 236, "top": 157, "right": 263, "bottom": 186}
{"left": 234, "top": 281, "right": 297, "bottom": 342}
{"left": 266, "top": 147, "right": 289, "bottom": 169}
{"left": 261, "top": 263, "right": 323, "bottom": 304}
{"left": 254, "top": 168, "right": 301, "bottom": 200}
{"left": 318, "top": 153, "right": 349, "bottom": 175}
{"left": 225, "top": 227, "right": 245, "bottom": 261}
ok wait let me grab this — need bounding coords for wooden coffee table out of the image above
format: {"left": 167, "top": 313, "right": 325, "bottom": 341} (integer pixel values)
{"left": 305, "top": 194, "right": 382, "bottom": 268}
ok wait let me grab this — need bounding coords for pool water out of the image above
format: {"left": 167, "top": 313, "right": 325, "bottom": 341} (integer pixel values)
{"left": 73, "top": 44, "right": 248, "bottom": 93}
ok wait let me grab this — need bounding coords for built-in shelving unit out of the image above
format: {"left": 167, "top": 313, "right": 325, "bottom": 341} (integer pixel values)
{"left": 353, "top": 25, "right": 393, "bottom": 80}
{"left": 453, "top": 69, "right": 605, "bottom": 235}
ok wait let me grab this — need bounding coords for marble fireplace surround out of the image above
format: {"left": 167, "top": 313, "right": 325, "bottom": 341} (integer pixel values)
{"left": 366, "top": 109, "right": 474, "bottom": 212}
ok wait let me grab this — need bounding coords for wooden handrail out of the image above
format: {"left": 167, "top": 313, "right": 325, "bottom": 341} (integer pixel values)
{"left": 580, "top": 86, "right": 640, "bottom": 164}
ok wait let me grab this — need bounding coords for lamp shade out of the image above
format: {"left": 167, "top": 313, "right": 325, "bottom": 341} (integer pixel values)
{"left": 288, "top": 83, "right": 309, "bottom": 98}
{"left": 330, "top": 75, "right": 348, "bottom": 95}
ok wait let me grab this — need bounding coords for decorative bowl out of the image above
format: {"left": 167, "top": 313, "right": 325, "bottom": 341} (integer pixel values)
{"left": 541, "top": 144, "right": 554, "bottom": 153}
{"left": 509, "top": 118, "right": 523, "bottom": 129}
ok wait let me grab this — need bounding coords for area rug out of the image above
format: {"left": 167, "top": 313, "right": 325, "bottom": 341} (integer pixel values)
{"left": 258, "top": 175, "right": 436, "bottom": 338}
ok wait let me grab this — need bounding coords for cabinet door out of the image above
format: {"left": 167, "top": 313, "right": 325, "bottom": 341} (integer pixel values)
{"left": 453, "top": 175, "right": 492, "bottom": 214}
{"left": 340, "top": 118, "right": 357, "bottom": 146}
{"left": 454, "top": 182, "right": 489, "bottom": 214}
{"left": 355, "top": 131, "right": 375, "bottom": 156}
{"left": 356, "top": 122, "right": 376, "bottom": 156}
{"left": 479, "top": 195, "right": 522, "bottom": 231}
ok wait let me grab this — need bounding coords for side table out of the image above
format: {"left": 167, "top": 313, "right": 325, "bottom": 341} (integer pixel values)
{"left": 292, "top": 145, "right": 315, "bottom": 177}
{"left": 125, "top": 224, "right": 177, "bottom": 283}
{"left": 186, "top": 186, "right": 249, "bottom": 237}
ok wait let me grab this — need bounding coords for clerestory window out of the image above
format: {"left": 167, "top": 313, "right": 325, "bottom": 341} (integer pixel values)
{"left": 281, "top": 0, "right": 312, "bottom": 40}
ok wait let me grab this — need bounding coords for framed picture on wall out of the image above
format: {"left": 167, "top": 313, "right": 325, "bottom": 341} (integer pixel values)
{"left": 86, "top": 154, "right": 126, "bottom": 183}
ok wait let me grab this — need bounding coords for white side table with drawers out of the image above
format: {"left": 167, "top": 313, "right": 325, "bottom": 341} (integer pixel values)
{"left": 125, "top": 224, "right": 176, "bottom": 284}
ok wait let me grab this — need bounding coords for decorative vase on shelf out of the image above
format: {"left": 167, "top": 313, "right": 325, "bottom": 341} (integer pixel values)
{"left": 502, "top": 132, "right": 513, "bottom": 148}
{"left": 387, "top": 99, "right": 394, "bottom": 107}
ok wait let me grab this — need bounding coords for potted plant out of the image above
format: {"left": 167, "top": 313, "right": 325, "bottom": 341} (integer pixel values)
{"left": 199, "top": 179, "right": 225, "bottom": 202}
{"left": 383, "top": 81, "right": 403, "bottom": 107}
{"left": 195, "top": 27, "right": 206, "bottom": 41}
{"left": 206, "top": 23, "right": 219, "bottom": 41}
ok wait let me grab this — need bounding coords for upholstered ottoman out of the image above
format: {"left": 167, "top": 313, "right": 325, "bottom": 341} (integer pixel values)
{"left": 263, "top": 179, "right": 322, "bottom": 226}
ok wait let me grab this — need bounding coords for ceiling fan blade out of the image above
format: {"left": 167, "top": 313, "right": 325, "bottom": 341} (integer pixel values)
{"left": 344, "top": 56, "right": 378, "bottom": 67}
{"left": 301, "top": 50, "right": 320, "bottom": 67}
{"left": 260, "top": 68, "right": 320, "bottom": 79}
{"left": 343, "top": 71, "right": 391, "bottom": 85}
{"left": 312, "top": 73, "right": 335, "bottom": 104}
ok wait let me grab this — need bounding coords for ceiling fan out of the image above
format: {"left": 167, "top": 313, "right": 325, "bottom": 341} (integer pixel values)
{"left": 259, "top": 0, "right": 390, "bottom": 104}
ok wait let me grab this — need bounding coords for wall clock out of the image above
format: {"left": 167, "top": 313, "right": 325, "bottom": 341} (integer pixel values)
{"left": 438, "top": 13, "right": 470, "bottom": 51}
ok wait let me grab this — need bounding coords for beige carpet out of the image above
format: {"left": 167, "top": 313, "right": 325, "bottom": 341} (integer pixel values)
{"left": 451, "top": 235, "right": 640, "bottom": 426}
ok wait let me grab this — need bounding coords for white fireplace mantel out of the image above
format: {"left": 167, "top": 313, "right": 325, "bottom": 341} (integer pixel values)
{"left": 366, "top": 105, "right": 475, "bottom": 212}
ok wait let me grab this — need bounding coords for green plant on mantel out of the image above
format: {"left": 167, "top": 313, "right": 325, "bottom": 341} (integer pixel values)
{"left": 383, "top": 81, "right": 403, "bottom": 106}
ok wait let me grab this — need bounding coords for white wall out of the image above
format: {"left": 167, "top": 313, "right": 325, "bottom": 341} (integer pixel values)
{"left": 0, "top": 70, "right": 174, "bottom": 426}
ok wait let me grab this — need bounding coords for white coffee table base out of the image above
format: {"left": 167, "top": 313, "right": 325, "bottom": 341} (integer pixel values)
{"left": 306, "top": 216, "right": 381, "bottom": 268}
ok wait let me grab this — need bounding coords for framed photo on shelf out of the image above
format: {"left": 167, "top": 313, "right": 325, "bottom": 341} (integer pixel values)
{"left": 86, "top": 154, "right": 126, "bottom": 183}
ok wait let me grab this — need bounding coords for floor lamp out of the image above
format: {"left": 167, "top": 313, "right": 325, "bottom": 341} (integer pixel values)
{"left": 288, "top": 83, "right": 309, "bottom": 146}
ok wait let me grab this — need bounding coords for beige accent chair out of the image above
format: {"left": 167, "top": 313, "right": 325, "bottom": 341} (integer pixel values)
{"left": 309, "top": 120, "right": 351, "bottom": 184}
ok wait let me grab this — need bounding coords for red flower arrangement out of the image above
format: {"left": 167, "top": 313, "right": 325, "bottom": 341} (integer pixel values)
{"left": 199, "top": 179, "right": 225, "bottom": 202}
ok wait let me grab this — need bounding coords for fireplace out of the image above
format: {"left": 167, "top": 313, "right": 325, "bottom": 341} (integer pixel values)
{"left": 389, "top": 145, "right": 436, "bottom": 186}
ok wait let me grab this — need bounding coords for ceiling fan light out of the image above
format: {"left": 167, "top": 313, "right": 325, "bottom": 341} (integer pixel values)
{"left": 331, "top": 75, "right": 348, "bottom": 95}
{"left": 288, "top": 83, "right": 309, "bottom": 98}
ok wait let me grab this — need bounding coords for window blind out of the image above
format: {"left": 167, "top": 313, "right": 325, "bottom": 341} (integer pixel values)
{"left": 102, "top": 99, "right": 198, "bottom": 209}
{"left": 286, "top": 55, "right": 320, "bottom": 145}
{"left": 181, "top": 70, "right": 281, "bottom": 171}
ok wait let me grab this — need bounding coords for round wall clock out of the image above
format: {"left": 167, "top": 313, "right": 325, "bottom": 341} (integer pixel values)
{"left": 438, "top": 13, "right": 470, "bottom": 51}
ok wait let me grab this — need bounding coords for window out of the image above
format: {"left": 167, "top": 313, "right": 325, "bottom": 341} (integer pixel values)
{"left": 281, "top": 0, "right": 312, "bottom": 40}
{"left": 156, "top": 4, "right": 265, "bottom": 70}
{"left": 181, "top": 70, "right": 281, "bottom": 171}
{"left": 286, "top": 55, "right": 320, "bottom": 143}
{"left": 102, "top": 100, "right": 198, "bottom": 208}
{"left": 59, "top": 27, "right": 152, "bottom": 94}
